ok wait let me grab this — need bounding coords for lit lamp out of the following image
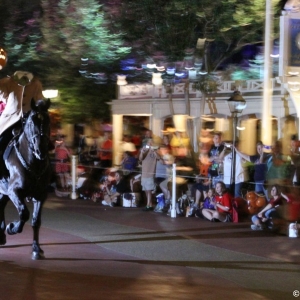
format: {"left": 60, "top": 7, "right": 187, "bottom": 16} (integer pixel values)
{"left": 116, "top": 75, "right": 127, "bottom": 86}
{"left": 152, "top": 73, "right": 163, "bottom": 85}
{"left": 42, "top": 89, "right": 58, "bottom": 99}
{"left": 227, "top": 90, "right": 247, "bottom": 196}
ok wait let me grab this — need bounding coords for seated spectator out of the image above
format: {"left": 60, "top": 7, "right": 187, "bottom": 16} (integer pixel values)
{"left": 195, "top": 188, "right": 216, "bottom": 218}
{"left": 189, "top": 174, "right": 210, "bottom": 216}
{"left": 251, "top": 184, "right": 290, "bottom": 231}
{"left": 102, "top": 170, "right": 130, "bottom": 207}
{"left": 202, "top": 181, "right": 233, "bottom": 222}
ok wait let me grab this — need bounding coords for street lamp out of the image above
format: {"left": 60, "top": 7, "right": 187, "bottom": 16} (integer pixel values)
{"left": 227, "top": 90, "right": 247, "bottom": 196}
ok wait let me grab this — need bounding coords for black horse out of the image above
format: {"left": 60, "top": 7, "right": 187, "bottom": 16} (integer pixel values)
{"left": 0, "top": 99, "right": 51, "bottom": 259}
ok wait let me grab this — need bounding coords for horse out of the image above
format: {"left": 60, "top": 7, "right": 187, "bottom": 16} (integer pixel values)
{"left": 0, "top": 99, "right": 51, "bottom": 260}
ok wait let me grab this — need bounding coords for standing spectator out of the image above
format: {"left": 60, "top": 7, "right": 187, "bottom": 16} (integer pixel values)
{"left": 162, "top": 135, "right": 172, "bottom": 151}
{"left": 170, "top": 130, "right": 190, "bottom": 160}
{"left": 118, "top": 135, "right": 136, "bottom": 164}
{"left": 198, "top": 129, "right": 212, "bottom": 177}
{"left": 289, "top": 137, "right": 300, "bottom": 186}
{"left": 55, "top": 135, "right": 71, "bottom": 190}
{"left": 208, "top": 132, "right": 226, "bottom": 187}
{"left": 141, "top": 129, "right": 152, "bottom": 147}
{"left": 202, "top": 181, "right": 233, "bottom": 222}
{"left": 266, "top": 140, "right": 291, "bottom": 189}
{"left": 99, "top": 131, "right": 112, "bottom": 168}
{"left": 139, "top": 138, "right": 159, "bottom": 211}
{"left": 121, "top": 151, "right": 138, "bottom": 174}
{"left": 223, "top": 142, "right": 249, "bottom": 198}
{"left": 154, "top": 144, "right": 174, "bottom": 212}
{"left": 234, "top": 141, "right": 270, "bottom": 196}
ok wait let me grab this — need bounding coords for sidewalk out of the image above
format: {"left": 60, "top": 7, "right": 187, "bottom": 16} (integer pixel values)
{"left": 1, "top": 193, "right": 299, "bottom": 300}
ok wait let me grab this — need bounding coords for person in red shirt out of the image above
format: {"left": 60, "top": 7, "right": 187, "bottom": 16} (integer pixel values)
{"left": 202, "top": 181, "right": 232, "bottom": 222}
{"left": 99, "top": 131, "right": 112, "bottom": 168}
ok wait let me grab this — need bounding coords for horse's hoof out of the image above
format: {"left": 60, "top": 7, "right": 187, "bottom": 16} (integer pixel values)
{"left": 32, "top": 251, "right": 45, "bottom": 260}
{"left": 6, "top": 223, "right": 16, "bottom": 235}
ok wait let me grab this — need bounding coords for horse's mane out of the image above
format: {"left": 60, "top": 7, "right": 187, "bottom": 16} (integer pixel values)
{"left": 31, "top": 99, "right": 51, "bottom": 111}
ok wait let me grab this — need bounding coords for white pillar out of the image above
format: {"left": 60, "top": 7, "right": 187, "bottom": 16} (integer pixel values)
{"left": 171, "top": 163, "right": 177, "bottom": 218}
{"left": 261, "top": 0, "right": 273, "bottom": 148}
{"left": 112, "top": 114, "right": 123, "bottom": 166}
{"left": 70, "top": 155, "right": 78, "bottom": 200}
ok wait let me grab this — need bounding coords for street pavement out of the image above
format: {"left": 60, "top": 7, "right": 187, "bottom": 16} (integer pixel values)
{"left": 0, "top": 193, "right": 300, "bottom": 300}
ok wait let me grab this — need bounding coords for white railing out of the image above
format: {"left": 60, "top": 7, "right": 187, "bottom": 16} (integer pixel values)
{"left": 117, "top": 79, "right": 283, "bottom": 100}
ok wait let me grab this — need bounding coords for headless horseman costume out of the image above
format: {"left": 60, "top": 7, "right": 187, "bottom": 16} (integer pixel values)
{"left": 0, "top": 71, "right": 44, "bottom": 172}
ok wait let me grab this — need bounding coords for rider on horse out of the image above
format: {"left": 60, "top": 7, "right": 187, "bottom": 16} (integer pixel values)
{"left": 0, "top": 71, "right": 44, "bottom": 167}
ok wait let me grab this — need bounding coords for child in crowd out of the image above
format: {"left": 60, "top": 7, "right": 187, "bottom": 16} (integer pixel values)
{"left": 202, "top": 181, "right": 233, "bottom": 222}
{"left": 195, "top": 188, "right": 216, "bottom": 218}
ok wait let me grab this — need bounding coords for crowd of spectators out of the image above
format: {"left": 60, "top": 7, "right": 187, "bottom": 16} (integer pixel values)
{"left": 51, "top": 127, "right": 300, "bottom": 234}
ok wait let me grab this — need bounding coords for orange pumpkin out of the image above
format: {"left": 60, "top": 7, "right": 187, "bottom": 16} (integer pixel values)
{"left": 246, "top": 191, "right": 257, "bottom": 207}
{"left": 248, "top": 206, "right": 259, "bottom": 215}
{"left": 256, "top": 195, "right": 266, "bottom": 208}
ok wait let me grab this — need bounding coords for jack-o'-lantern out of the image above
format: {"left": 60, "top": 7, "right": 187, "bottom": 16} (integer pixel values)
{"left": 256, "top": 195, "right": 266, "bottom": 208}
{"left": 0, "top": 47, "right": 7, "bottom": 70}
{"left": 248, "top": 206, "right": 259, "bottom": 215}
{"left": 246, "top": 191, "right": 257, "bottom": 206}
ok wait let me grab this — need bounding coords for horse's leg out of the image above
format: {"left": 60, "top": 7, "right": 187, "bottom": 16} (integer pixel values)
{"left": 31, "top": 198, "right": 45, "bottom": 260}
{"left": 0, "top": 194, "right": 9, "bottom": 245}
{"left": 6, "top": 193, "right": 30, "bottom": 235}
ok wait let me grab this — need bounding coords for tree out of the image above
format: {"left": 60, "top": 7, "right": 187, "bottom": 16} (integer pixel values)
{"left": 37, "top": 0, "right": 130, "bottom": 123}
{"left": 107, "top": 0, "right": 282, "bottom": 72}
{"left": 0, "top": 0, "right": 130, "bottom": 124}
{"left": 0, "top": 0, "right": 43, "bottom": 74}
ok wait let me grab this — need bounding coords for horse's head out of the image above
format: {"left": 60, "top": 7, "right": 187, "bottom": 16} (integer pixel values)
{"left": 24, "top": 99, "right": 51, "bottom": 160}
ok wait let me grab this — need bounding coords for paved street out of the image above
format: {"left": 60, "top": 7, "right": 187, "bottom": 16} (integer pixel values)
{"left": 1, "top": 193, "right": 300, "bottom": 300}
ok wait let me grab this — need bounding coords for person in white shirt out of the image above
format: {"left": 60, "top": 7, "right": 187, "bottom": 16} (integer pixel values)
{"left": 223, "top": 142, "right": 249, "bottom": 198}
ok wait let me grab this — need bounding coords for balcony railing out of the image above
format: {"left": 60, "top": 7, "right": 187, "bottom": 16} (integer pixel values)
{"left": 117, "top": 79, "right": 283, "bottom": 100}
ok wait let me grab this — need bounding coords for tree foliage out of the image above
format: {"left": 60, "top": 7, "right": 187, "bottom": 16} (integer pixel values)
{"left": 0, "top": 0, "right": 287, "bottom": 123}
{"left": 0, "top": 0, "right": 130, "bottom": 124}
{"left": 107, "top": 0, "right": 281, "bottom": 72}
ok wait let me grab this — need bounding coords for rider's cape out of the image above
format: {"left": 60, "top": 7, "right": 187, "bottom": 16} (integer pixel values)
{"left": 0, "top": 73, "right": 44, "bottom": 135}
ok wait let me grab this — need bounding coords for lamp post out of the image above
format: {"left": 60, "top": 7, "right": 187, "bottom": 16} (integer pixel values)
{"left": 227, "top": 91, "right": 247, "bottom": 196}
